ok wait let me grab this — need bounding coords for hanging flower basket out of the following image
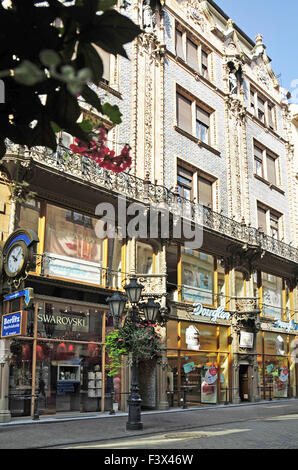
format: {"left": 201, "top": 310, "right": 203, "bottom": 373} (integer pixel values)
{"left": 105, "top": 318, "right": 163, "bottom": 376}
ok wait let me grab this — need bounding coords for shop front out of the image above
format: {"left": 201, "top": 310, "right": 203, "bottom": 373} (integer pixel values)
{"left": 256, "top": 324, "right": 298, "bottom": 400}
{"left": 6, "top": 297, "right": 113, "bottom": 418}
{"left": 166, "top": 311, "right": 231, "bottom": 406}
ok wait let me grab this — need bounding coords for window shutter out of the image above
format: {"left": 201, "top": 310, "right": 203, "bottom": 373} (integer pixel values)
{"left": 266, "top": 155, "right": 276, "bottom": 185}
{"left": 258, "top": 97, "right": 265, "bottom": 112}
{"left": 254, "top": 145, "right": 263, "bottom": 160}
{"left": 198, "top": 176, "right": 212, "bottom": 208}
{"left": 175, "top": 29, "right": 184, "bottom": 59}
{"left": 257, "top": 206, "right": 267, "bottom": 233}
{"left": 268, "top": 105, "right": 274, "bottom": 128}
{"left": 196, "top": 106, "right": 210, "bottom": 127}
{"left": 186, "top": 39, "right": 198, "bottom": 70}
{"left": 202, "top": 50, "right": 208, "bottom": 67}
{"left": 177, "top": 93, "right": 192, "bottom": 133}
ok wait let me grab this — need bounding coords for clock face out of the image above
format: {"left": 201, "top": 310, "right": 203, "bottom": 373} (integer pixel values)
{"left": 5, "top": 242, "right": 27, "bottom": 277}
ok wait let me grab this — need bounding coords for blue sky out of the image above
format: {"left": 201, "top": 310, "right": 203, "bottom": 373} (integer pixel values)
{"left": 216, "top": 0, "right": 298, "bottom": 97}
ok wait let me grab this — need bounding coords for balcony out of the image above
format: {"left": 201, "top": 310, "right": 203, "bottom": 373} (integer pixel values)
{"left": 4, "top": 142, "right": 298, "bottom": 264}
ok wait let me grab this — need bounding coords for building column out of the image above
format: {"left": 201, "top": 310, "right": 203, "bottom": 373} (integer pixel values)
{"left": 156, "top": 327, "right": 169, "bottom": 410}
{"left": 0, "top": 339, "right": 11, "bottom": 422}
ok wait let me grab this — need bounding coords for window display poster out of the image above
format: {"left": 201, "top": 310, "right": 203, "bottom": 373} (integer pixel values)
{"left": 183, "top": 362, "right": 195, "bottom": 374}
{"left": 201, "top": 365, "right": 217, "bottom": 404}
{"left": 185, "top": 325, "right": 200, "bottom": 351}
{"left": 239, "top": 332, "right": 254, "bottom": 349}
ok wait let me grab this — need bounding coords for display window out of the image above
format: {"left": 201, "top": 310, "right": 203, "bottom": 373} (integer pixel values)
{"left": 36, "top": 301, "right": 103, "bottom": 342}
{"left": 136, "top": 241, "right": 154, "bottom": 274}
{"left": 106, "top": 236, "right": 123, "bottom": 289}
{"left": 262, "top": 273, "right": 283, "bottom": 318}
{"left": 181, "top": 248, "right": 214, "bottom": 305}
{"left": 44, "top": 204, "right": 105, "bottom": 285}
{"left": 256, "top": 331, "right": 297, "bottom": 400}
{"left": 166, "top": 321, "right": 230, "bottom": 406}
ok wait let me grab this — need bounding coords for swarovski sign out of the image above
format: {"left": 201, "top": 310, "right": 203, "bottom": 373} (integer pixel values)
{"left": 193, "top": 303, "right": 231, "bottom": 321}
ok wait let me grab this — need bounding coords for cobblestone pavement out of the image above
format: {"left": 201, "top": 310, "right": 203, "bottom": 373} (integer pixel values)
{"left": 62, "top": 413, "right": 298, "bottom": 449}
{"left": 0, "top": 400, "right": 297, "bottom": 449}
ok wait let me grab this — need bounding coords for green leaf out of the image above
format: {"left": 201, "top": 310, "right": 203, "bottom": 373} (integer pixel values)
{"left": 40, "top": 49, "right": 61, "bottom": 68}
{"left": 79, "top": 119, "right": 94, "bottom": 133}
{"left": 102, "top": 102, "right": 122, "bottom": 124}
{"left": 77, "top": 43, "right": 103, "bottom": 83}
{"left": 97, "top": 0, "right": 118, "bottom": 11}
{"left": 14, "top": 61, "right": 45, "bottom": 86}
{"left": 81, "top": 9, "right": 142, "bottom": 58}
{"left": 50, "top": 121, "right": 62, "bottom": 133}
{"left": 80, "top": 84, "right": 103, "bottom": 114}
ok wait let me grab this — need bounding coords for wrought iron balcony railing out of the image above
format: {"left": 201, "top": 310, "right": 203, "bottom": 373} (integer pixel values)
{"left": 5, "top": 142, "right": 298, "bottom": 263}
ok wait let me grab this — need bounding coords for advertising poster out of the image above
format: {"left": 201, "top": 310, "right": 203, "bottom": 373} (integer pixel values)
{"left": 201, "top": 365, "right": 217, "bottom": 404}
{"left": 239, "top": 331, "right": 254, "bottom": 349}
{"left": 273, "top": 367, "right": 288, "bottom": 398}
{"left": 185, "top": 325, "right": 200, "bottom": 351}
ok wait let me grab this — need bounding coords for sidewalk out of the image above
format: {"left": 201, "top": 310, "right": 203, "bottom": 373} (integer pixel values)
{"left": 1, "top": 397, "right": 297, "bottom": 426}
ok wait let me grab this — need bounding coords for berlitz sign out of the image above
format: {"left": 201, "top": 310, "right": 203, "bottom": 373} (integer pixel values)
{"left": 193, "top": 303, "right": 231, "bottom": 321}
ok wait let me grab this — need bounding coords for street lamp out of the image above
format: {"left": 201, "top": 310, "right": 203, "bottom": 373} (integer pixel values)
{"left": 106, "top": 278, "right": 162, "bottom": 431}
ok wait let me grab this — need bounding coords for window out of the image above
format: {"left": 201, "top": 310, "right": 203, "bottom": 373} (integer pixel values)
{"left": 176, "top": 89, "right": 214, "bottom": 144}
{"left": 254, "top": 144, "right": 263, "bottom": 178}
{"left": 44, "top": 204, "right": 105, "bottom": 284}
{"left": 181, "top": 248, "right": 214, "bottom": 305}
{"left": 136, "top": 241, "right": 154, "bottom": 274}
{"left": 175, "top": 28, "right": 184, "bottom": 60}
{"left": 201, "top": 50, "right": 209, "bottom": 78}
{"left": 257, "top": 203, "right": 282, "bottom": 239}
{"left": 257, "top": 205, "right": 267, "bottom": 233}
{"left": 268, "top": 104, "right": 275, "bottom": 130}
{"left": 175, "top": 25, "right": 210, "bottom": 79}
{"left": 257, "top": 97, "right": 265, "bottom": 123}
{"left": 177, "top": 163, "right": 215, "bottom": 209}
{"left": 196, "top": 106, "right": 210, "bottom": 144}
{"left": 186, "top": 38, "right": 198, "bottom": 71}
{"left": 266, "top": 154, "right": 276, "bottom": 185}
{"left": 177, "top": 166, "right": 193, "bottom": 200}
{"left": 198, "top": 176, "right": 212, "bottom": 208}
{"left": 250, "top": 86, "right": 275, "bottom": 129}
{"left": 176, "top": 93, "right": 192, "bottom": 134}
{"left": 254, "top": 141, "right": 278, "bottom": 186}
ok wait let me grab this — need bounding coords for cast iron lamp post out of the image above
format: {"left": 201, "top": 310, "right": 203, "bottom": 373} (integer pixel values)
{"left": 107, "top": 277, "right": 162, "bottom": 431}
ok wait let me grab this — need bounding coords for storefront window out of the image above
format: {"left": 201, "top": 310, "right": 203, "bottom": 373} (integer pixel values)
{"left": 181, "top": 248, "right": 214, "bottom": 305}
{"left": 219, "top": 353, "right": 229, "bottom": 403}
{"left": 217, "top": 260, "right": 226, "bottom": 307}
{"left": 9, "top": 340, "right": 33, "bottom": 417}
{"left": 262, "top": 273, "right": 283, "bottom": 318}
{"left": 44, "top": 204, "right": 105, "bottom": 284}
{"left": 106, "top": 237, "right": 123, "bottom": 289}
{"left": 16, "top": 200, "right": 40, "bottom": 235}
{"left": 166, "top": 321, "right": 178, "bottom": 349}
{"left": 235, "top": 271, "right": 245, "bottom": 297}
{"left": 136, "top": 241, "right": 154, "bottom": 274}
{"left": 264, "top": 332, "right": 288, "bottom": 355}
{"left": 35, "top": 341, "right": 103, "bottom": 415}
{"left": 37, "top": 301, "right": 103, "bottom": 342}
{"left": 290, "top": 337, "right": 298, "bottom": 397}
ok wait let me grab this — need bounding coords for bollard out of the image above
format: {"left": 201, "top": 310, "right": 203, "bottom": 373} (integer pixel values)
{"left": 269, "top": 385, "right": 272, "bottom": 401}
{"left": 109, "top": 391, "right": 115, "bottom": 415}
{"left": 33, "top": 394, "right": 40, "bottom": 420}
{"left": 224, "top": 387, "right": 229, "bottom": 405}
{"left": 182, "top": 389, "right": 187, "bottom": 409}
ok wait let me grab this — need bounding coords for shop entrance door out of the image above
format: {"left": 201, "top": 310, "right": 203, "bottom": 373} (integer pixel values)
{"left": 239, "top": 365, "right": 249, "bottom": 401}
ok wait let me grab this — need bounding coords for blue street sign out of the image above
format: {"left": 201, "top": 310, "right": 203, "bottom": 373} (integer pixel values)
{"left": 4, "top": 288, "right": 33, "bottom": 306}
{"left": 1, "top": 312, "right": 23, "bottom": 337}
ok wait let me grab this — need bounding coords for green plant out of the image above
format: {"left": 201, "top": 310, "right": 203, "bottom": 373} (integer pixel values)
{"left": 105, "top": 318, "right": 163, "bottom": 376}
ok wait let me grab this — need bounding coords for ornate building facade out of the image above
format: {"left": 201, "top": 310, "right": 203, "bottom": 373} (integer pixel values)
{"left": 0, "top": 0, "right": 297, "bottom": 420}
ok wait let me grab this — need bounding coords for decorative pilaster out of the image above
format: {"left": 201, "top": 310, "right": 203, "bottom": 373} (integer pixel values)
{"left": 0, "top": 340, "right": 11, "bottom": 422}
